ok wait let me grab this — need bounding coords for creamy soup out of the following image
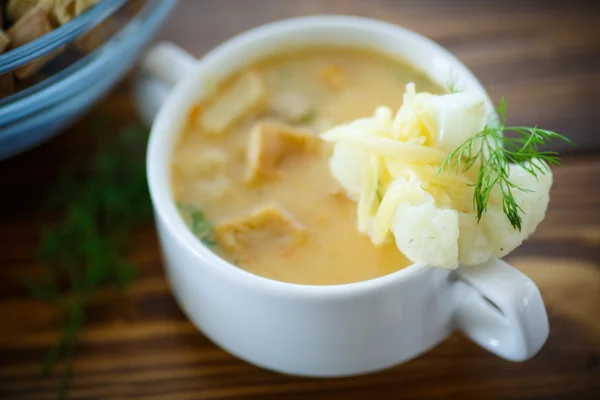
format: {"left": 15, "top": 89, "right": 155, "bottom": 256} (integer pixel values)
{"left": 171, "top": 48, "right": 445, "bottom": 285}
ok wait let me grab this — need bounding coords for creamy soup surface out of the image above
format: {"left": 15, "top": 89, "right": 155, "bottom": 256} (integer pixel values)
{"left": 171, "top": 48, "right": 445, "bottom": 285}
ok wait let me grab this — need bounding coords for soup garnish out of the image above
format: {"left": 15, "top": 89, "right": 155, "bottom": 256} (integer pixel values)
{"left": 322, "top": 83, "right": 575, "bottom": 269}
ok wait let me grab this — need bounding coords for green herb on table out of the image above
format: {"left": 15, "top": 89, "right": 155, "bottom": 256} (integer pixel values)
{"left": 438, "top": 98, "right": 576, "bottom": 231}
{"left": 26, "top": 123, "right": 152, "bottom": 399}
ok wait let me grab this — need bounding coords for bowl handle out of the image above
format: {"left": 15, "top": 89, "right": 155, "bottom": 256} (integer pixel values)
{"left": 134, "top": 42, "right": 197, "bottom": 125}
{"left": 452, "top": 258, "right": 549, "bottom": 361}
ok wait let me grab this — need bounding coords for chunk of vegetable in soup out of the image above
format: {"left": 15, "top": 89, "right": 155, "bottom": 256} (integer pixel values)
{"left": 171, "top": 48, "right": 445, "bottom": 285}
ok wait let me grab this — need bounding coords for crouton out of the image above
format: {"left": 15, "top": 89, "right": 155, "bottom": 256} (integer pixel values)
{"left": 73, "top": 16, "right": 115, "bottom": 53}
{"left": 52, "top": 0, "right": 98, "bottom": 25}
{"left": 215, "top": 203, "right": 306, "bottom": 253}
{"left": 7, "top": 6, "right": 59, "bottom": 79}
{"left": 198, "top": 71, "right": 266, "bottom": 135}
{"left": 245, "top": 120, "right": 316, "bottom": 184}
{"left": 0, "top": 30, "right": 10, "bottom": 53}
{"left": 6, "top": 0, "right": 53, "bottom": 23}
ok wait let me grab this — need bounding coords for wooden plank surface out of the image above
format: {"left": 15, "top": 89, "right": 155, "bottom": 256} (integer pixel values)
{"left": 1, "top": 1, "right": 599, "bottom": 399}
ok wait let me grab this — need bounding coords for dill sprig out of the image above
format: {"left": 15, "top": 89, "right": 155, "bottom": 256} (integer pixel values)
{"left": 25, "top": 123, "right": 152, "bottom": 399}
{"left": 439, "top": 98, "right": 575, "bottom": 231}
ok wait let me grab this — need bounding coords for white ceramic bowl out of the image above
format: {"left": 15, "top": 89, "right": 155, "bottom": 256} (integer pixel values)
{"left": 141, "top": 16, "right": 549, "bottom": 377}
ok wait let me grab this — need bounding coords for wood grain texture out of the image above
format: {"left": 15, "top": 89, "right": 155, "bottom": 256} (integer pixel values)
{"left": 0, "top": 1, "right": 599, "bottom": 399}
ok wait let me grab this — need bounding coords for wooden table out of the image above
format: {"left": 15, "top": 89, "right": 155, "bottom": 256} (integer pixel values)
{"left": 1, "top": 1, "right": 599, "bottom": 399}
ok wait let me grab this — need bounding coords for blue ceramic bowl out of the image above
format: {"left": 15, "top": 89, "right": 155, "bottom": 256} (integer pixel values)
{"left": 0, "top": 0, "right": 178, "bottom": 161}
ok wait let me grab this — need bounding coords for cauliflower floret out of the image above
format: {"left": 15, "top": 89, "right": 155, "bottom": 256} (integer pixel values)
{"left": 421, "top": 92, "right": 487, "bottom": 153}
{"left": 457, "top": 161, "right": 552, "bottom": 266}
{"left": 388, "top": 162, "right": 552, "bottom": 269}
{"left": 320, "top": 82, "right": 553, "bottom": 269}
{"left": 329, "top": 142, "right": 370, "bottom": 202}
{"left": 392, "top": 196, "right": 460, "bottom": 269}
{"left": 508, "top": 161, "right": 552, "bottom": 236}
{"left": 484, "top": 162, "right": 552, "bottom": 254}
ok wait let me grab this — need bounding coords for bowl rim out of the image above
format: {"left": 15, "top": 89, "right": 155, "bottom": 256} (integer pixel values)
{"left": 0, "top": 0, "right": 128, "bottom": 75}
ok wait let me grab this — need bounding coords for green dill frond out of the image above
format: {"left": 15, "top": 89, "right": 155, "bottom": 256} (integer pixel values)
{"left": 438, "top": 98, "right": 575, "bottom": 230}
{"left": 29, "top": 123, "right": 152, "bottom": 399}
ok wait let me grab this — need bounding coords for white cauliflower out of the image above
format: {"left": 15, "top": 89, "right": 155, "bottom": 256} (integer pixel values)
{"left": 388, "top": 162, "right": 552, "bottom": 269}
{"left": 320, "top": 83, "right": 553, "bottom": 269}
{"left": 392, "top": 194, "right": 460, "bottom": 269}
{"left": 420, "top": 91, "right": 487, "bottom": 153}
{"left": 329, "top": 142, "right": 369, "bottom": 202}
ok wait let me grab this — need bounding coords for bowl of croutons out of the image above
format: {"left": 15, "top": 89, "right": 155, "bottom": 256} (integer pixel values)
{"left": 0, "top": 0, "right": 178, "bottom": 160}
